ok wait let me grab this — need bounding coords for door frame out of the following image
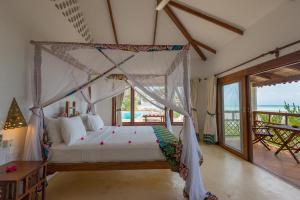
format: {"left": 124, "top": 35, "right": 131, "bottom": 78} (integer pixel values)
{"left": 216, "top": 49, "right": 300, "bottom": 162}
{"left": 217, "top": 76, "right": 250, "bottom": 160}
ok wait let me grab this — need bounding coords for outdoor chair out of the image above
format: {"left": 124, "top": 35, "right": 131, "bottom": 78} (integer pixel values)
{"left": 252, "top": 126, "right": 273, "bottom": 150}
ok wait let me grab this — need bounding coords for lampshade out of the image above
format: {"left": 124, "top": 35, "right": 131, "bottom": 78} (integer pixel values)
{"left": 3, "top": 98, "right": 27, "bottom": 130}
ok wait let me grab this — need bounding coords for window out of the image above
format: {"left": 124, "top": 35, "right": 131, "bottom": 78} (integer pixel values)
{"left": 113, "top": 87, "right": 183, "bottom": 125}
{"left": 172, "top": 111, "right": 184, "bottom": 123}
{"left": 134, "top": 91, "right": 165, "bottom": 123}
{"left": 121, "top": 88, "right": 131, "bottom": 123}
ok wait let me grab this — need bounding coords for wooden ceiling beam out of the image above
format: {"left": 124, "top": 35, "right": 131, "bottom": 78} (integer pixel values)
{"left": 254, "top": 74, "right": 271, "bottom": 80}
{"left": 253, "top": 74, "right": 300, "bottom": 87}
{"left": 106, "top": 0, "right": 118, "bottom": 44}
{"left": 193, "top": 39, "right": 216, "bottom": 54}
{"left": 164, "top": 5, "right": 206, "bottom": 61}
{"left": 286, "top": 64, "right": 300, "bottom": 71}
{"left": 169, "top": 0, "right": 244, "bottom": 35}
{"left": 255, "top": 72, "right": 283, "bottom": 79}
{"left": 153, "top": 0, "right": 159, "bottom": 45}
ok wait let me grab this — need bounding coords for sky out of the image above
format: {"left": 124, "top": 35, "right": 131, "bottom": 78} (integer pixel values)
{"left": 223, "top": 82, "right": 240, "bottom": 108}
{"left": 256, "top": 82, "right": 300, "bottom": 106}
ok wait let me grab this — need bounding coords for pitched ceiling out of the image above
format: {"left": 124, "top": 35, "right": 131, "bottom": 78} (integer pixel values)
{"left": 1, "top": 0, "right": 286, "bottom": 60}
{"left": 78, "top": 0, "right": 285, "bottom": 59}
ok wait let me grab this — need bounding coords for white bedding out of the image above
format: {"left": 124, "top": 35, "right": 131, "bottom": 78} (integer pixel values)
{"left": 48, "top": 126, "right": 165, "bottom": 163}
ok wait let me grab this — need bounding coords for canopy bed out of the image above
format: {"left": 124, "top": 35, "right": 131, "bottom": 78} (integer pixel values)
{"left": 23, "top": 40, "right": 217, "bottom": 200}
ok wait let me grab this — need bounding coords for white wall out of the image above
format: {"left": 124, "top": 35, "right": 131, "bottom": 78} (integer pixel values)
{"left": 196, "top": 0, "right": 300, "bottom": 77}
{"left": 0, "top": 0, "right": 85, "bottom": 164}
{"left": 0, "top": 6, "right": 30, "bottom": 164}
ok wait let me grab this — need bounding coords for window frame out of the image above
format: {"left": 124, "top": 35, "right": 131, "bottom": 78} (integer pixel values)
{"left": 112, "top": 87, "right": 183, "bottom": 126}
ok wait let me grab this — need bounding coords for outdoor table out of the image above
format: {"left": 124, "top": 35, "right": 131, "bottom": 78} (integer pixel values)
{"left": 266, "top": 124, "right": 300, "bottom": 164}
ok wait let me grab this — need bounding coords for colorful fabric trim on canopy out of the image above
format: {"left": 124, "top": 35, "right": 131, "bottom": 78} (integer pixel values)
{"left": 152, "top": 126, "right": 189, "bottom": 180}
{"left": 95, "top": 44, "right": 188, "bottom": 52}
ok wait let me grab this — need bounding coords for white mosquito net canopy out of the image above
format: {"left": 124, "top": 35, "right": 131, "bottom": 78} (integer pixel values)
{"left": 24, "top": 41, "right": 208, "bottom": 200}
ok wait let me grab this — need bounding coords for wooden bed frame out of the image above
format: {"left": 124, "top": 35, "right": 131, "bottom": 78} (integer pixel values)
{"left": 47, "top": 101, "right": 170, "bottom": 175}
{"left": 47, "top": 161, "right": 170, "bottom": 175}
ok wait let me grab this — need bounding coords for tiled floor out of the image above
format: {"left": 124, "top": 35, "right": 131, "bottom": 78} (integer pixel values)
{"left": 47, "top": 144, "right": 300, "bottom": 200}
{"left": 253, "top": 143, "right": 300, "bottom": 188}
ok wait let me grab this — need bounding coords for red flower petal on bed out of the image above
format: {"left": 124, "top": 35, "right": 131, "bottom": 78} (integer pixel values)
{"left": 100, "top": 141, "right": 104, "bottom": 145}
{"left": 128, "top": 140, "right": 132, "bottom": 144}
{"left": 156, "top": 139, "right": 160, "bottom": 144}
{"left": 80, "top": 137, "right": 84, "bottom": 140}
{"left": 112, "top": 130, "right": 115, "bottom": 134}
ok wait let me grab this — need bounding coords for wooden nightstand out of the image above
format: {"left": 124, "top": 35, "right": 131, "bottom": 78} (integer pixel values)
{"left": 0, "top": 161, "right": 47, "bottom": 200}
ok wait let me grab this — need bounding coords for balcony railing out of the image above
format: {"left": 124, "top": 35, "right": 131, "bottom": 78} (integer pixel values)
{"left": 224, "top": 111, "right": 240, "bottom": 136}
{"left": 253, "top": 111, "right": 300, "bottom": 149}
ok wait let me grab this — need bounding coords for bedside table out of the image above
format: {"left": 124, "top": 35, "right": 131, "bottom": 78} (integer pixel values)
{"left": 0, "top": 161, "right": 47, "bottom": 200}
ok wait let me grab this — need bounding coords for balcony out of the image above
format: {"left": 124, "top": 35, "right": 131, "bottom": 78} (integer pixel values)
{"left": 252, "top": 111, "right": 300, "bottom": 187}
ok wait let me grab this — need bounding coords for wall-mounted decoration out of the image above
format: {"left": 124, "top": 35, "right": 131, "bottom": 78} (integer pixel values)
{"left": 50, "top": 0, "right": 93, "bottom": 42}
{"left": 3, "top": 98, "right": 27, "bottom": 130}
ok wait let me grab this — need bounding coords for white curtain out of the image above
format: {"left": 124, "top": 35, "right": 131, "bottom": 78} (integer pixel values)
{"left": 191, "top": 79, "right": 200, "bottom": 138}
{"left": 115, "top": 93, "right": 124, "bottom": 126}
{"left": 23, "top": 46, "right": 43, "bottom": 161}
{"left": 24, "top": 45, "right": 98, "bottom": 160}
{"left": 116, "top": 50, "right": 207, "bottom": 200}
{"left": 204, "top": 76, "right": 217, "bottom": 142}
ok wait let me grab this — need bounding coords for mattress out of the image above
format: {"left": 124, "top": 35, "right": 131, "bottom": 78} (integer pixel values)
{"left": 48, "top": 126, "right": 165, "bottom": 163}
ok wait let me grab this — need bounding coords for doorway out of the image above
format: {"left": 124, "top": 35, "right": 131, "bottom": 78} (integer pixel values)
{"left": 249, "top": 64, "right": 300, "bottom": 187}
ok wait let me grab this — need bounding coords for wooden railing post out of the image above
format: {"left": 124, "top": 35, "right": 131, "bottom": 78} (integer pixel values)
{"left": 253, "top": 111, "right": 257, "bottom": 126}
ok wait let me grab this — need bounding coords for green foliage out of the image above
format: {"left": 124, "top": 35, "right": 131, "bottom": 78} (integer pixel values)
{"left": 258, "top": 113, "right": 283, "bottom": 124}
{"left": 271, "top": 114, "right": 283, "bottom": 124}
{"left": 284, "top": 102, "right": 300, "bottom": 126}
{"left": 284, "top": 101, "right": 300, "bottom": 114}
{"left": 173, "top": 111, "right": 181, "bottom": 119}
{"left": 259, "top": 114, "right": 269, "bottom": 123}
{"left": 121, "top": 98, "right": 130, "bottom": 111}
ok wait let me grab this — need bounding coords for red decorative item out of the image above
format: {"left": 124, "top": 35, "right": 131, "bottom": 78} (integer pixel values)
{"left": 128, "top": 140, "right": 132, "bottom": 144}
{"left": 6, "top": 165, "right": 17, "bottom": 173}
{"left": 156, "top": 139, "right": 160, "bottom": 144}
{"left": 100, "top": 141, "right": 104, "bottom": 145}
{"left": 80, "top": 137, "right": 84, "bottom": 140}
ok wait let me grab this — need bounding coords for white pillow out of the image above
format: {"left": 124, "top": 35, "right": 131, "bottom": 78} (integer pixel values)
{"left": 87, "top": 115, "right": 104, "bottom": 131}
{"left": 45, "top": 117, "right": 62, "bottom": 144}
{"left": 60, "top": 117, "right": 87, "bottom": 145}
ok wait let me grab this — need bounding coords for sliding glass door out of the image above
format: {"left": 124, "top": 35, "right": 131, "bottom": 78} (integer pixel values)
{"left": 222, "top": 82, "right": 242, "bottom": 151}
{"left": 218, "top": 77, "right": 250, "bottom": 159}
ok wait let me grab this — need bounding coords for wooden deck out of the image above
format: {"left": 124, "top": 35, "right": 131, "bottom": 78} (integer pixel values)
{"left": 253, "top": 143, "right": 300, "bottom": 188}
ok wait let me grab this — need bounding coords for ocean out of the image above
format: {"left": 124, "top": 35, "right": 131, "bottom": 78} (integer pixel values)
{"left": 256, "top": 105, "right": 287, "bottom": 112}
{"left": 225, "top": 105, "right": 300, "bottom": 112}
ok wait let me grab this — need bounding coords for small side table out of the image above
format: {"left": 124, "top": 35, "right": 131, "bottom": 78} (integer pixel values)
{"left": 0, "top": 161, "right": 47, "bottom": 200}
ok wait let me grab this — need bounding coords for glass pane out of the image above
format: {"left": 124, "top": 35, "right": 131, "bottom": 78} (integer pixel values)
{"left": 134, "top": 91, "right": 165, "bottom": 123}
{"left": 173, "top": 111, "right": 184, "bottom": 122}
{"left": 121, "top": 88, "right": 131, "bottom": 123}
{"left": 223, "top": 82, "right": 242, "bottom": 152}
